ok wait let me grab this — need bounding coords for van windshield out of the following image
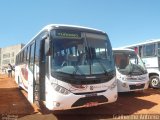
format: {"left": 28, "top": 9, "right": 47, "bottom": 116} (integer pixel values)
{"left": 114, "top": 50, "right": 147, "bottom": 75}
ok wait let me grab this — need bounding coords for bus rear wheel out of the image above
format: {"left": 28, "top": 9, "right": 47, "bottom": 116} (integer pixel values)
{"left": 149, "top": 75, "right": 160, "bottom": 88}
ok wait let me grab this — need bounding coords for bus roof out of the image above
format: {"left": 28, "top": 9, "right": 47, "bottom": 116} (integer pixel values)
{"left": 20, "top": 24, "right": 106, "bottom": 52}
{"left": 121, "top": 39, "right": 160, "bottom": 48}
{"left": 113, "top": 48, "right": 134, "bottom": 52}
{"left": 43, "top": 24, "right": 105, "bottom": 33}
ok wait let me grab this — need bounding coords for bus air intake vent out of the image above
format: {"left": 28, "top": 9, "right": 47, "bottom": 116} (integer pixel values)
{"left": 71, "top": 95, "right": 108, "bottom": 107}
{"left": 129, "top": 84, "right": 145, "bottom": 90}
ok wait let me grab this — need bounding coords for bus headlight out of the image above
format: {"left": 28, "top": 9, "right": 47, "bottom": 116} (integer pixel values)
{"left": 109, "top": 80, "right": 117, "bottom": 90}
{"left": 51, "top": 83, "right": 71, "bottom": 95}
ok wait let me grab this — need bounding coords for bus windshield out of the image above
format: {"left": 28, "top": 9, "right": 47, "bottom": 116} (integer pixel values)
{"left": 114, "top": 50, "right": 147, "bottom": 75}
{"left": 51, "top": 32, "right": 115, "bottom": 76}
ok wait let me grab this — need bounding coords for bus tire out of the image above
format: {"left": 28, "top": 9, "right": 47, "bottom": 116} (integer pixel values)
{"left": 18, "top": 77, "right": 22, "bottom": 90}
{"left": 35, "top": 101, "right": 50, "bottom": 114}
{"left": 149, "top": 75, "right": 160, "bottom": 88}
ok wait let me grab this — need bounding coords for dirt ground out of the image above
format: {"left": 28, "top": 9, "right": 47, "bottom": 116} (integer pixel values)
{"left": 0, "top": 74, "right": 160, "bottom": 120}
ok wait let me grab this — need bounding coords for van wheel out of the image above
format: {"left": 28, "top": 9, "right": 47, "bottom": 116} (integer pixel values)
{"left": 149, "top": 75, "right": 160, "bottom": 88}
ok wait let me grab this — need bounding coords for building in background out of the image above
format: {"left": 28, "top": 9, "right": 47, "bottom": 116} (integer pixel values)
{"left": 0, "top": 44, "right": 24, "bottom": 73}
{"left": 0, "top": 48, "right": 1, "bottom": 70}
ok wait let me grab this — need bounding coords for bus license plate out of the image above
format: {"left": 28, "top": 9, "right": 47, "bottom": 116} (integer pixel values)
{"left": 135, "top": 83, "right": 141, "bottom": 86}
{"left": 85, "top": 93, "right": 97, "bottom": 97}
{"left": 84, "top": 102, "right": 98, "bottom": 107}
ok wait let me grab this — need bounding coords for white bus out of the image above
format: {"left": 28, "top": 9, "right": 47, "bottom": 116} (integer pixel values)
{"left": 113, "top": 48, "right": 149, "bottom": 92}
{"left": 15, "top": 24, "right": 117, "bottom": 110}
{"left": 122, "top": 39, "right": 160, "bottom": 88}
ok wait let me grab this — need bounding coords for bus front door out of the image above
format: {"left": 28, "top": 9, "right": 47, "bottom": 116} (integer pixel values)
{"left": 33, "top": 38, "right": 46, "bottom": 109}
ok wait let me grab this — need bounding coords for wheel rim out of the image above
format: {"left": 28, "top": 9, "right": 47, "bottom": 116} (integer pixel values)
{"left": 151, "top": 78, "right": 159, "bottom": 87}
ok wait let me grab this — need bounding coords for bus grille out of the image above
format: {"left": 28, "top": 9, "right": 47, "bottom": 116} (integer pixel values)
{"left": 129, "top": 84, "right": 145, "bottom": 90}
{"left": 71, "top": 95, "right": 108, "bottom": 107}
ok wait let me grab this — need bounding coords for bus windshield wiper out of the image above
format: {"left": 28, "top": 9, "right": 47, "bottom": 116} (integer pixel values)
{"left": 96, "top": 59, "right": 108, "bottom": 76}
{"left": 72, "top": 65, "right": 83, "bottom": 75}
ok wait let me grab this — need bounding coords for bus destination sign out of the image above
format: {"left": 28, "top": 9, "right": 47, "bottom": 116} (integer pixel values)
{"left": 55, "top": 30, "right": 81, "bottom": 39}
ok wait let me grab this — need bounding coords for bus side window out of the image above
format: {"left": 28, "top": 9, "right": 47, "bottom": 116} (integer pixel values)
{"left": 144, "top": 44, "right": 155, "bottom": 56}
{"left": 24, "top": 48, "right": 27, "bottom": 63}
{"left": 158, "top": 43, "right": 160, "bottom": 56}
{"left": 29, "top": 42, "right": 35, "bottom": 72}
{"left": 35, "top": 39, "right": 41, "bottom": 66}
{"left": 139, "top": 46, "right": 142, "bottom": 57}
{"left": 40, "top": 40, "right": 45, "bottom": 63}
{"left": 27, "top": 46, "right": 30, "bottom": 62}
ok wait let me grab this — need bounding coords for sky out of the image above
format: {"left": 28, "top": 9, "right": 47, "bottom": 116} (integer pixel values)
{"left": 0, "top": 0, "right": 160, "bottom": 48}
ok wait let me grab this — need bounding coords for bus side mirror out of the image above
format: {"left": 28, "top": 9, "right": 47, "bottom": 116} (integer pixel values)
{"left": 143, "top": 61, "right": 145, "bottom": 65}
{"left": 142, "top": 60, "right": 146, "bottom": 66}
{"left": 44, "top": 35, "right": 51, "bottom": 56}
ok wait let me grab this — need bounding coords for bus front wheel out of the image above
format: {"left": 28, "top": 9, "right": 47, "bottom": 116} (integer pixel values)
{"left": 18, "top": 77, "right": 22, "bottom": 90}
{"left": 149, "top": 75, "right": 160, "bottom": 88}
{"left": 35, "top": 101, "right": 50, "bottom": 114}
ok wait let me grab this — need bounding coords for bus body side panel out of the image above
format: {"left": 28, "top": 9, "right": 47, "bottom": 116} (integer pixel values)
{"left": 15, "top": 66, "right": 21, "bottom": 89}
{"left": 27, "top": 68, "right": 34, "bottom": 103}
{"left": 27, "top": 42, "right": 36, "bottom": 104}
{"left": 15, "top": 62, "right": 35, "bottom": 103}
{"left": 142, "top": 57, "right": 160, "bottom": 76}
{"left": 142, "top": 57, "right": 159, "bottom": 69}
{"left": 15, "top": 66, "right": 20, "bottom": 85}
{"left": 15, "top": 64, "right": 28, "bottom": 91}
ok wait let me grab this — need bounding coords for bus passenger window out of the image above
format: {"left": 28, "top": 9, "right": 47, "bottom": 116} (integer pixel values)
{"left": 158, "top": 43, "right": 160, "bottom": 56}
{"left": 143, "top": 44, "right": 155, "bottom": 57}
{"left": 139, "top": 46, "right": 142, "bottom": 57}
{"left": 29, "top": 43, "right": 35, "bottom": 72}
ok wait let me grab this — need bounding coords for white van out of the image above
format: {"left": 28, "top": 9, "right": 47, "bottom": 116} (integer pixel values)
{"left": 113, "top": 48, "right": 149, "bottom": 92}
